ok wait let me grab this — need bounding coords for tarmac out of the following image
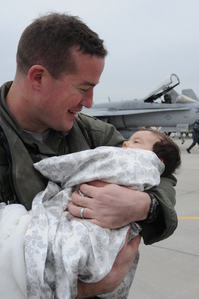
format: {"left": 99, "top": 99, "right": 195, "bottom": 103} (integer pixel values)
{"left": 128, "top": 136, "right": 199, "bottom": 299}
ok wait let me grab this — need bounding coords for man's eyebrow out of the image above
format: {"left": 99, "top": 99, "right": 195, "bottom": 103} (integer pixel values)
{"left": 80, "top": 81, "right": 98, "bottom": 87}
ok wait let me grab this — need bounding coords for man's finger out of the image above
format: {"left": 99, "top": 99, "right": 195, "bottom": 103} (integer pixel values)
{"left": 68, "top": 202, "right": 93, "bottom": 219}
{"left": 71, "top": 191, "right": 92, "bottom": 208}
{"left": 87, "top": 180, "right": 108, "bottom": 187}
{"left": 80, "top": 183, "right": 101, "bottom": 199}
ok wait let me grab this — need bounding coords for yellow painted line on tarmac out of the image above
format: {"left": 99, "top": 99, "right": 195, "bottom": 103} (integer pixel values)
{"left": 178, "top": 216, "right": 199, "bottom": 220}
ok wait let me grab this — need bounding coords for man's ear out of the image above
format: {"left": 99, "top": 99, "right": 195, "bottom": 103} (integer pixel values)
{"left": 27, "top": 65, "right": 46, "bottom": 91}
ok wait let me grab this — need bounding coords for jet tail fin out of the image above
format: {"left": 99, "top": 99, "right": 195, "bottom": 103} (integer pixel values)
{"left": 182, "top": 89, "right": 199, "bottom": 101}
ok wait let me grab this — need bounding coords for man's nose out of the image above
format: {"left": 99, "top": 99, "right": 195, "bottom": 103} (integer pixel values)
{"left": 82, "top": 89, "right": 93, "bottom": 108}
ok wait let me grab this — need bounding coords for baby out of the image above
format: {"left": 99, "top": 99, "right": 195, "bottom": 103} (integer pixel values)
{"left": 123, "top": 128, "right": 181, "bottom": 177}
{"left": 0, "top": 129, "right": 181, "bottom": 299}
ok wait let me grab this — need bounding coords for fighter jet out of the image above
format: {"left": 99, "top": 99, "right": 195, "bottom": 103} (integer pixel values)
{"left": 83, "top": 74, "right": 199, "bottom": 137}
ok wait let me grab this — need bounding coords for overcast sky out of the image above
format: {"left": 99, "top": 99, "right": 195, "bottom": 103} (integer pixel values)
{"left": 1, "top": 0, "right": 199, "bottom": 102}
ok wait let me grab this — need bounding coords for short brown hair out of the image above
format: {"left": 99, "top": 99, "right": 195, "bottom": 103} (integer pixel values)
{"left": 139, "top": 128, "right": 181, "bottom": 177}
{"left": 17, "top": 13, "right": 107, "bottom": 78}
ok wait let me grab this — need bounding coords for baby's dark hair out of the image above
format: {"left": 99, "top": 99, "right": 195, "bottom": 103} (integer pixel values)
{"left": 139, "top": 128, "right": 181, "bottom": 176}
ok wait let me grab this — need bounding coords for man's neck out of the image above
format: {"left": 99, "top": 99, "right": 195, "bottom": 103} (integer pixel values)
{"left": 6, "top": 79, "right": 46, "bottom": 133}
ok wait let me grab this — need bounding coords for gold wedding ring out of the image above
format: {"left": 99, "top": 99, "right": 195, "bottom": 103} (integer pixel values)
{"left": 80, "top": 207, "right": 85, "bottom": 219}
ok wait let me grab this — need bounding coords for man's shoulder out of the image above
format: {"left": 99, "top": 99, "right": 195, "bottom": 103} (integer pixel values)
{"left": 76, "top": 112, "right": 124, "bottom": 147}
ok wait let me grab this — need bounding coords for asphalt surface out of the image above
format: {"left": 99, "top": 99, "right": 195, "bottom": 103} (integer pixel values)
{"left": 128, "top": 137, "right": 199, "bottom": 299}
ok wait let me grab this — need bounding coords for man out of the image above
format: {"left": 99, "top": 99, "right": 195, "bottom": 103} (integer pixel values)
{"left": 186, "top": 119, "right": 199, "bottom": 153}
{"left": 0, "top": 13, "right": 177, "bottom": 298}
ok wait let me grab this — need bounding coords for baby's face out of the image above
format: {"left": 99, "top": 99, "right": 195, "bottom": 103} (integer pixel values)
{"left": 123, "top": 130, "right": 161, "bottom": 151}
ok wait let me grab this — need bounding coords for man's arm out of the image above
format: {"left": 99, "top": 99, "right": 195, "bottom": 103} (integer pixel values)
{"left": 69, "top": 182, "right": 151, "bottom": 228}
{"left": 140, "top": 175, "right": 178, "bottom": 244}
{"left": 0, "top": 147, "right": 16, "bottom": 205}
{"left": 77, "top": 234, "right": 141, "bottom": 298}
{"left": 68, "top": 176, "right": 178, "bottom": 244}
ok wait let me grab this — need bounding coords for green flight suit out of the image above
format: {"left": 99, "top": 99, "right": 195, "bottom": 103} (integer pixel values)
{"left": 0, "top": 81, "right": 177, "bottom": 245}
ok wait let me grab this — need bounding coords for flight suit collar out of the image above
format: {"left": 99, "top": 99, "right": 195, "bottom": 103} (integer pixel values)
{"left": 0, "top": 81, "right": 68, "bottom": 157}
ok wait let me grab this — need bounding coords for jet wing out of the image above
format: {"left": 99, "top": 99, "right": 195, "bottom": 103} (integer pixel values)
{"left": 83, "top": 106, "right": 190, "bottom": 117}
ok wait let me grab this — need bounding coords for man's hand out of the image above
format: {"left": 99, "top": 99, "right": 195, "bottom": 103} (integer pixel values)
{"left": 77, "top": 233, "right": 141, "bottom": 298}
{"left": 68, "top": 181, "right": 151, "bottom": 229}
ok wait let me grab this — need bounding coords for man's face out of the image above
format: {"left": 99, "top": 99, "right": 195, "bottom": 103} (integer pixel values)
{"left": 123, "top": 130, "right": 161, "bottom": 151}
{"left": 33, "top": 50, "right": 105, "bottom": 132}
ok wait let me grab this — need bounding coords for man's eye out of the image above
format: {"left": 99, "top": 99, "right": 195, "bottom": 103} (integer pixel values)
{"left": 80, "top": 87, "right": 89, "bottom": 92}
